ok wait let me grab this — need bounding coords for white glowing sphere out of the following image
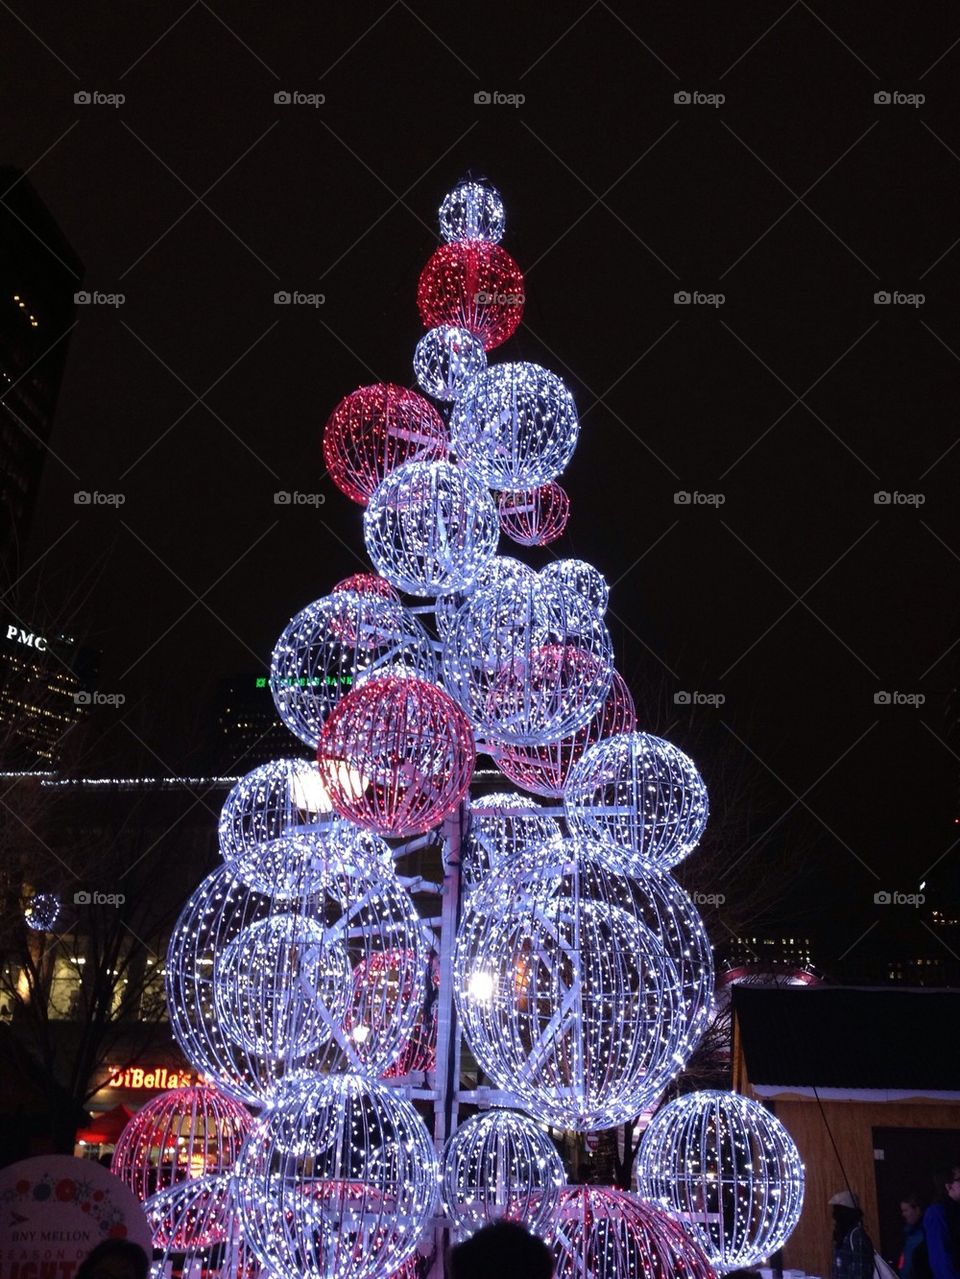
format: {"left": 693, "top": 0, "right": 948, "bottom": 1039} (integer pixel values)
{"left": 364, "top": 460, "right": 499, "bottom": 597}
{"left": 236, "top": 1073, "right": 438, "bottom": 1279}
{"left": 433, "top": 555, "right": 535, "bottom": 641}
{"left": 225, "top": 824, "right": 394, "bottom": 899}
{"left": 635, "top": 1090, "right": 805, "bottom": 1272}
{"left": 462, "top": 792, "right": 562, "bottom": 890}
{"left": 414, "top": 325, "right": 487, "bottom": 402}
{"left": 449, "top": 362, "right": 579, "bottom": 492}
{"left": 218, "top": 758, "right": 338, "bottom": 859}
{"left": 441, "top": 1109, "right": 564, "bottom": 1238}
{"left": 564, "top": 732, "right": 709, "bottom": 869}
{"left": 454, "top": 838, "right": 714, "bottom": 1130}
{"left": 439, "top": 181, "right": 505, "bottom": 244}
{"left": 270, "top": 593, "right": 436, "bottom": 748}
{"left": 539, "top": 558, "right": 609, "bottom": 616}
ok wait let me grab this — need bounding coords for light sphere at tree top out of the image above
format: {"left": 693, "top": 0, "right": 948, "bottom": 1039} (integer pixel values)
{"left": 439, "top": 179, "right": 506, "bottom": 244}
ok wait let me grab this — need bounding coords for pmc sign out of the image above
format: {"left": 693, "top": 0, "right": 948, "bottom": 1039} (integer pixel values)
{"left": 5, "top": 625, "right": 47, "bottom": 652}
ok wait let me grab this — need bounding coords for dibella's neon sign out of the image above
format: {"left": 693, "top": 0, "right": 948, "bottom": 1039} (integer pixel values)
{"left": 106, "top": 1066, "right": 199, "bottom": 1090}
{"left": 5, "top": 624, "right": 47, "bottom": 651}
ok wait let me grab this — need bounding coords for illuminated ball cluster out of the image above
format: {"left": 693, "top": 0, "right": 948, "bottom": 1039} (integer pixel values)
{"left": 442, "top": 576, "right": 614, "bottom": 746}
{"left": 492, "top": 670, "right": 636, "bottom": 797}
{"left": 564, "top": 732, "right": 709, "bottom": 870}
{"left": 454, "top": 839, "right": 713, "bottom": 1130}
{"left": 551, "top": 1188, "right": 718, "bottom": 1279}
{"left": 235, "top": 1073, "right": 438, "bottom": 1279}
{"left": 364, "top": 460, "right": 499, "bottom": 597}
{"left": 414, "top": 325, "right": 487, "bottom": 402}
{"left": 316, "top": 675, "right": 476, "bottom": 837}
{"left": 24, "top": 892, "right": 60, "bottom": 931}
{"left": 323, "top": 383, "right": 448, "bottom": 505}
{"left": 635, "top": 1090, "right": 805, "bottom": 1272}
{"left": 417, "top": 241, "right": 524, "bottom": 351}
{"left": 498, "top": 482, "right": 570, "bottom": 547}
{"left": 165, "top": 862, "right": 425, "bottom": 1102}
{"left": 441, "top": 1109, "right": 564, "bottom": 1238}
{"left": 461, "top": 792, "right": 562, "bottom": 890}
{"left": 450, "top": 362, "right": 579, "bottom": 491}
{"left": 270, "top": 593, "right": 436, "bottom": 747}
{"left": 439, "top": 181, "right": 506, "bottom": 243}
{"left": 111, "top": 1085, "right": 252, "bottom": 1204}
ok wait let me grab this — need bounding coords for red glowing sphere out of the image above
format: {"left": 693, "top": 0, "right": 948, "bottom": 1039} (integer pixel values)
{"left": 323, "top": 384, "right": 448, "bottom": 506}
{"left": 347, "top": 948, "right": 439, "bottom": 1079}
{"left": 316, "top": 675, "right": 476, "bottom": 837}
{"left": 417, "top": 242, "right": 524, "bottom": 351}
{"left": 498, "top": 482, "right": 570, "bottom": 546}
{"left": 492, "top": 670, "right": 636, "bottom": 797}
{"left": 332, "top": 572, "right": 400, "bottom": 601}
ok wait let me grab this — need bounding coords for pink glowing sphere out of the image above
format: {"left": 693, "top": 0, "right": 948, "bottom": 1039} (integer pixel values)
{"left": 498, "top": 482, "right": 570, "bottom": 547}
{"left": 332, "top": 572, "right": 400, "bottom": 601}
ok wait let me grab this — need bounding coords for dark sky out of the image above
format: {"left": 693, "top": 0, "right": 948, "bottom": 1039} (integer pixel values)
{"left": 2, "top": 2, "right": 958, "bottom": 969}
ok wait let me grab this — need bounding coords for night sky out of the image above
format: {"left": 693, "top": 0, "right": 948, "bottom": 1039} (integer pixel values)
{"left": 2, "top": 3, "right": 958, "bottom": 969}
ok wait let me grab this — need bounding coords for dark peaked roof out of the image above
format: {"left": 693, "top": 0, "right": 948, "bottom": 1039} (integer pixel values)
{"left": 734, "top": 986, "right": 960, "bottom": 1092}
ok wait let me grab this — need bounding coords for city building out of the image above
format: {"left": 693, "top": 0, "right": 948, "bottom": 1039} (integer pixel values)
{"left": 725, "top": 933, "right": 816, "bottom": 973}
{"left": 207, "top": 672, "right": 309, "bottom": 772}
{"left": 0, "top": 167, "right": 82, "bottom": 565}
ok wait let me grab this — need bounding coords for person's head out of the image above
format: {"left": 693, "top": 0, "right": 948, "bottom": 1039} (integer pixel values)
{"left": 936, "top": 1164, "right": 960, "bottom": 1204}
{"left": 830, "top": 1190, "right": 862, "bottom": 1240}
{"left": 900, "top": 1193, "right": 924, "bottom": 1227}
{"left": 450, "top": 1221, "right": 553, "bottom": 1279}
{"left": 75, "top": 1241, "right": 149, "bottom": 1279}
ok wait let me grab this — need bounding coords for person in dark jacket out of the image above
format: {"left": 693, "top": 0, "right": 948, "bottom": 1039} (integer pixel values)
{"left": 831, "top": 1189, "right": 876, "bottom": 1279}
{"left": 923, "top": 1164, "right": 960, "bottom": 1279}
{"left": 450, "top": 1221, "right": 553, "bottom": 1279}
{"left": 899, "top": 1192, "right": 929, "bottom": 1279}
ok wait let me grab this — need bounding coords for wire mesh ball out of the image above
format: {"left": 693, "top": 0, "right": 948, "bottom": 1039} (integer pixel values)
{"left": 166, "top": 861, "right": 425, "bottom": 1103}
{"left": 348, "top": 946, "right": 440, "bottom": 1078}
{"left": 270, "top": 593, "right": 436, "bottom": 748}
{"left": 564, "top": 732, "right": 709, "bottom": 870}
{"left": 417, "top": 241, "right": 524, "bottom": 351}
{"left": 461, "top": 792, "right": 563, "bottom": 890}
{"left": 219, "top": 759, "right": 336, "bottom": 862}
{"left": 332, "top": 572, "right": 400, "bottom": 601}
{"left": 143, "top": 1174, "right": 244, "bottom": 1253}
{"left": 439, "top": 181, "right": 506, "bottom": 244}
{"left": 111, "top": 1085, "right": 252, "bottom": 1204}
{"left": 498, "top": 482, "right": 570, "bottom": 547}
{"left": 442, "top": 576, "right": 614, "bottom": 747}
{"left": 414, "top": 325, "right": 488, "bottom": 402}
{"left": 363, "top": 460, "right": 500, "bottom": 597}
{"left": 635, "top": 1090, "right": 805, "bottom": 1273}
{"left": 550, "top": 1187, "right": 718, "bottom": 1279}
{"left": 322, "top": 383, "right": 448, "bottom": 505}
{"left": 235, "top": 1072, "right": 438, "bottom": 1279}
{"left": 450, "top": 362, "right": 579, "bottom": 492}
{"left": 24, "top": 892, "right": 60, "bottom": 931}
{"left": 226, "top": 823, "right": 395, "bottom": 899}
{"left": 433, "top": 555, "right": 535, "bottom": 641}
{"left": 491, "top": 670, "right": 637, "bottom": 798}
{"left": 441, "top": 1109, "right": 565, "bottom": 1239}
{"left": 540, "top": 558, "right": 609, "bottom": 616}
{"left": 316, "top": 674, "right": 476, "bottom": 837}
{"left": 454, "top": 839, "right": 713, "bottom": 1130}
